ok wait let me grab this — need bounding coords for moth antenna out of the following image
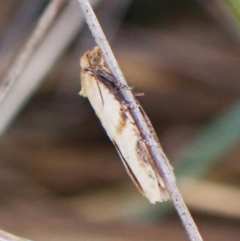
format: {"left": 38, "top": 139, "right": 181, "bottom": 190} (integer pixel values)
{"left": 87, "top": 52, "right": 104, "bottom": 107}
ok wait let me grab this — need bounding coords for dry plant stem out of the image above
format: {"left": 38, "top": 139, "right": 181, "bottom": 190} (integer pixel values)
{"left": 0, "top": 0, "right": 100, "bottom": 135}
{"left": 77, "top": 1, "right": 203, "bottom": 241}
{"left": 0, "top": 229, "right": 31, "bottom": 241}
{"left": 0, "top": 0, "right": 68, "bottom": 102}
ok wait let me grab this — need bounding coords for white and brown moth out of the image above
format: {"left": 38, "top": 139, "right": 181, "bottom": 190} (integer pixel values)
{"left": 79, "top": 46, "right": 174, "bottom": 204}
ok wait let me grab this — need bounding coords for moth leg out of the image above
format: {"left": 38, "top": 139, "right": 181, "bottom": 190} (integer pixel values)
{"left": 117, "top": 83, "right": 132, "bottom": 90}
{"left": 139, "top": 138, "right": 154, "bottom": 147}
{"left": 133, "top": 92, "right": 144, "bottom": 97}
{"left": 120, "top": 100, "right": 138, "bottom": 110}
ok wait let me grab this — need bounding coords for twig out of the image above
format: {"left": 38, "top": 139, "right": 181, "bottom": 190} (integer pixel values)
{"left": 77, "top": 1, "right": 203, "bottom": 241}
{"left": 0, "top": 0, "right": 101, "bottom": 135}
{"left": 0, "top": 0, "right": 48, "bottom": 78}
{"left": 0, "top": 0, "right": 68, "bottom": 103}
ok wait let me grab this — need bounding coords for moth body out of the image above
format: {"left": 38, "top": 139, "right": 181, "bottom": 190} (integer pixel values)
{"left": 79, "top": 47, "right": 172, "bottom": 204}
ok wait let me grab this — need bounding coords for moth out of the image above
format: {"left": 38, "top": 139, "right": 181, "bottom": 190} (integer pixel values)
{"left": 79, "top": 46, "right": 174, "bottom": 204}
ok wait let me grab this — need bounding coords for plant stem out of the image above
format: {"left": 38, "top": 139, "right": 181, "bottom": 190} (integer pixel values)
{"left": 0, "top": 0, "right": 68, "bottom": 103}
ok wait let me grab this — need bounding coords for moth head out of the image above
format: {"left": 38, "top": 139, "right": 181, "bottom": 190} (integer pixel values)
{"left": 80, "top": 46, "right": 105, "bottom": 70}
{"left": 88, "top": 46, "right": 104, "bottom": 68}
{"left": 80, "top": 46, "right": 105, "bottom": 72}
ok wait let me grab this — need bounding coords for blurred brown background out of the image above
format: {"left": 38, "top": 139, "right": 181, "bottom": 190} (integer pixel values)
{"left": 0, "top": 0, "right": 240, "bottom": 240}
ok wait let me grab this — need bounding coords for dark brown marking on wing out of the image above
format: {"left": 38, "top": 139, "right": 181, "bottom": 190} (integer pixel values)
{"left": 96, "top": 69, "right": 125, "bottom": 103}
{"left": 115, "top": 109, "right": 128, "bottom": 135}
{"left": 135, "top": 140, "right": 150, "bottom": 165}
{"left": 136, "top": 139, "right": 166, "bottom": 190}
{"left": 111, "top": 139, "right": 144, "bottom": 195}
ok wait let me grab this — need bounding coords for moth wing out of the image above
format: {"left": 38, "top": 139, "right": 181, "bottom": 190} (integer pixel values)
{"left": 111, "top": 140, "right": 145, "bottom": 195}
{"left": 138, "top": 104, "right": 174, "bottom": 176}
